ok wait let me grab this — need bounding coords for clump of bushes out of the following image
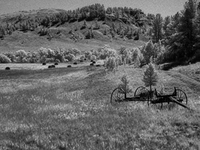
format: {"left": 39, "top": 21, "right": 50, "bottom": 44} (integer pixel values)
{"left": 0, "top": 47, "right": 82, "bottom": 63}
{"left": 0, "top": 54, "right": 12, "bottom": 63}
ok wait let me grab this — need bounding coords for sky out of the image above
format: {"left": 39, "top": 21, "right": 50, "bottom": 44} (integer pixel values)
{"left": 0, "top": 0, "right": 191, "bottom": 17}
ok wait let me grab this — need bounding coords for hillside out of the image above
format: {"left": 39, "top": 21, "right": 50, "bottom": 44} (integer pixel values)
{"left": 0, "top": 5, "right": 152, "bottom": 52}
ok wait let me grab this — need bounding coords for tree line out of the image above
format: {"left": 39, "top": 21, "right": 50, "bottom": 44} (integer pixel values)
{"left": 151, "top": 0, "right": 200, "bottom": 64}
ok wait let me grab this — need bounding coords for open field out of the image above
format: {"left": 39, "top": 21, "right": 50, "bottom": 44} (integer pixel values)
{"left": 0, "top": 63, "right": 200, "bottom": 150}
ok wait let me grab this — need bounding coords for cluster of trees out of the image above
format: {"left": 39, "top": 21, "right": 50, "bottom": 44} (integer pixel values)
{"left": 0, "top": 48, "right": 82, "bottom": 63}
{"left": 151, "top": 0, "right": 200, "bottom": 64}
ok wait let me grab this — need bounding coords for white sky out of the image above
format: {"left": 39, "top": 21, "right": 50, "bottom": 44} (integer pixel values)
{"left": 0, "top": 0, "right": 189, "bottom": 17}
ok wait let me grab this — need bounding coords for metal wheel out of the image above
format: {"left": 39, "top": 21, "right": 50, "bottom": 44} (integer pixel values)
{"left": 134, "top": 86, "right": 150, "bottom": 105}
{"left": 134, "top": 86, "right": 149, "bottom": 99}
{"left": 110, "top": 88, "right": 125, "bottom": 104}
{"left": 175, "top": 89, "right": 188, "bottom": 105}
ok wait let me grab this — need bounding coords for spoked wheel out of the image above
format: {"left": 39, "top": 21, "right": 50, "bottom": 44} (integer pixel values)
{"left": 174, "top": 89, "right": 188, "bottom": 105}
{"left": 110, "top": 88, "right": 125, "bottom": 104}
{"left": 134, "top": 86, "right": 149, "bottom": 102}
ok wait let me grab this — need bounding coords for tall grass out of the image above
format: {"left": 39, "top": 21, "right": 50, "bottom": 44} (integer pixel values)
{"left": 0, "top": 66, "right": 200, "bottom": 149}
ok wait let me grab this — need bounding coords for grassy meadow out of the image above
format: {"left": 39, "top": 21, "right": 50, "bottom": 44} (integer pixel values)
{"left": 0, "top": 63, "right": 200, "bottom": 150}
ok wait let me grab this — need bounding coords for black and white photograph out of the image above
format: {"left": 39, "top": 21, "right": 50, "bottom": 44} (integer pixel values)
{"left": 0, "top": 0, "right": 200, "bottom": 149}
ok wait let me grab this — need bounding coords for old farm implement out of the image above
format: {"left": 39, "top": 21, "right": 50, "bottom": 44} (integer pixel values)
{"left": 110, "top": 86, "right": 189, "bottom": 109}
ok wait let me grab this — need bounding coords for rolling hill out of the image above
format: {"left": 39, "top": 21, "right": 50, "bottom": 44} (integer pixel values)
{"left": 0, "top": 4, "right": 152, "bottom": 53}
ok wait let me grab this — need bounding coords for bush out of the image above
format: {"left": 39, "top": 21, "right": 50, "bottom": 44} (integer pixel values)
{"left": 55, "top": 59, "right": 60, "bottom": 63}
{"left": 65, "top": 54, "right": 75, "bottom": 61}
{"left": 73, "top": 62, "right": 78, "bottom": 65}
{"left": 40, "top": 56, "right": 47, "bottom": 63}
{"left": 38, "top": 47, "right": 48, "bottom": 58}
{"left": 90, "top": 55, "right": 96, "bottom": 61}
{"left": 46, "top": 58, "right": 55, "bottom": 63}
{"left": 42, "top": 62, "right": 46, "bottom": 65}
{"left": 54, "top": 62, "right": 58, "bottom": 65}
{"left": 22, "top": 58, "right": 28, "bottom": 63}
{"left": 79, "top": 55, "right": 85, "bottom": 61}
{"left": 4, "top": 53, "right": 15, "bottom": 62}
{"left": 0, "top": 54, "right": 12, "bottom": 63}
{"left": 71, "top": 48, "right": 81, "bottom": 56}
{"left": 105, "top": 56, "right": 117, "bottom": 72}
{"left": 15, "top": 50, "right": 27, "bottom": 62}
{"left": 84, "top": 51, "right": 92, "bottom": 59}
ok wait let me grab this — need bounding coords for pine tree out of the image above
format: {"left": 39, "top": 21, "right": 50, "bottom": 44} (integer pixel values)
{"left": 166, "top": 0, "right": 198, "bottom": 62}
{"left": 177, "top": 0, "right": 197, "bottom": 59}
{"left": 152, "top": 14, "right": 163, "bottom": 43}
{"left": 142, "top": 63, "right": 158, "bottom": 92}
{"left": 141, "top": 40, "right": 155, "bottom": 64}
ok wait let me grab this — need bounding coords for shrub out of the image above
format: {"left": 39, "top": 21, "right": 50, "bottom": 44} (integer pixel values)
{"left": 54, "top": 62, "right": 58, "bottom": 65}
{"left": 55, "top": 59, "right": 60, "bottom": 63}
{"left": 84, "top": 51, "right": 92, "bottom": 59}
{"left": 79, "top": 55, "right": 85, "bottom": 61}
{"left": 65, "top": 54, "right": 75, "bottom": 61}
{"left": 38, "top": 47, "right": 48, "bottom": 58}
{"left": 71, "top": 48, "right": 81, "bottom": 56}
{"left": 47, "top": 48, "right": 55, "bottom": 58}
{"left": 42, "top": 62, "right": 46, "bottom": 65}
{"left": 15, "top": 50, "right": 27, "bottom": 62}
{"left": 4, "top": 53, "right": 15, "bottom": 62}
{"left": 105, "top": 56, "right": 117, "bottom": 72}
{"left": 90, "top": 55, "right": 96, "bottom": 61}
{"left": 143, "top": 63, "right": 158, "bottom": 92}
{"left": 73, "top": 62, "right": 78, "bottom": 65}
{"left": 46, "top": 58, "right": 55, "bottom": 63}
{"left": 0, "top": 54, "right": 12, "bottom": 63}
{"left": 22, "top": 58, "right": 28, "bottom": 63}
{"left": 40, "top": 56, "right": 47, "bottom": 63}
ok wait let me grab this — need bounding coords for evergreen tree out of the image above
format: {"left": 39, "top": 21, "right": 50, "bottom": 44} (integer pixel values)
{"left": 142, "top": 63, "right": 158, "bottom": 92}
{"left": 152, "top": 14, "right": 163, "bottom": 43}
{"left": 165, "top": 0, "right": 198, "bottom": 62}
{"left": 141, "top": 40, "right": 155, "bottom": 64}
{"left": 177, "top": 0, "right": 197, "bottom": 59}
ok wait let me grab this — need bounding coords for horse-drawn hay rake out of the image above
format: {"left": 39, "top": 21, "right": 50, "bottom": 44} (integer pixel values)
{"left": 110, "top": 86, "right": 189, "bottom": 109}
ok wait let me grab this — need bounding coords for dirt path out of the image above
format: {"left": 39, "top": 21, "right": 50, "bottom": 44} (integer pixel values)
{"left": 164, "top": 70, "right": 200, "bottom": 110}
{"left": 166, "top": 70, "right": 200, "bottom": 96}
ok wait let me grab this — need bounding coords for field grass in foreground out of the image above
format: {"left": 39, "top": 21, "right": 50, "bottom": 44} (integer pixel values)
{"left": 0, "top": 65, "right": 200, "bottom": 150}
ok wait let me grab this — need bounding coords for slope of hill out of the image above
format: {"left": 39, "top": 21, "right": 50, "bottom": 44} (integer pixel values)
{"left": 0, "top": 4, "right": 152, "bottom": 52}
